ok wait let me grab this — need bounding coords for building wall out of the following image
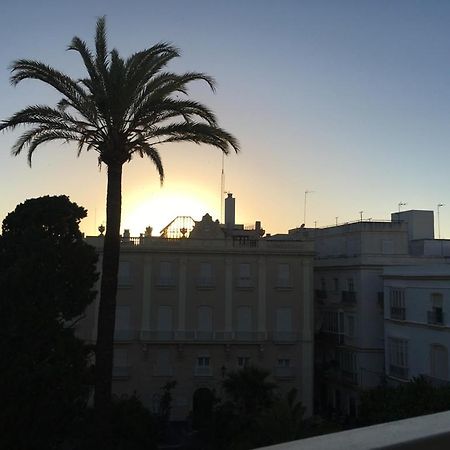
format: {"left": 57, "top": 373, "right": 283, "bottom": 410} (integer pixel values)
{"left": 79, "top": 234, "right": 315, "bottom": 420}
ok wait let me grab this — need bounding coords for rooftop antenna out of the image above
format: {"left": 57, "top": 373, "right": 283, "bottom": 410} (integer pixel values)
{"left": 398, "top": 201, "right": 407, "bottom": 213}
{"left": 359, "top": 210, "right": 364, "bottom": 222}
{"left": 304, "top": 190, "right": 314, "bottom": 226}
{"left": 437, "top": 203, "right": 445, "bottom": 239}
{"left": 220, "top": 153, "right": 225, "bottom": 223}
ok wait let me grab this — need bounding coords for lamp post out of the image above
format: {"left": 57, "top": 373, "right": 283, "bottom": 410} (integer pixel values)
{"left": 437, "top": 204, "right": 444, "bottom": 239}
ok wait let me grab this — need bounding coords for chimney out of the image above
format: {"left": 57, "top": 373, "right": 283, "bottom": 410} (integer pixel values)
{"left": 225, "top": 193, "right": 235, "bottom": 228}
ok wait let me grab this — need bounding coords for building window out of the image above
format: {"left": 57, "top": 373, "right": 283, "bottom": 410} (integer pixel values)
{"left": 118, "top": 261, "right": 131, "bottom": 287}
{"left": 382, "top": 240, "right": 394, "bottom": 255}
{"left": 338, "top": 350, "right": 357, "bottom": 384}
{"left": 333, "top": 278, "right": 339, "bottom": 293}
{"left": 430, "top": 344, "right": 448, "bottom": 380}
{"left": 274, "top": 358, "right": 293, "bottom": 378}
{"left": 320, "top": 277, "right": 326, "bottom": 292}
{"left": 158, "top": 261, "right": 175, "bottom": 287}
{"left": 237, "top": 356, "right": 251, "bottom": 368}
{"left": 347, "top": 278, "right": 355, "bottom": 292}
{"left": 197, "top": 262, "right": 215, "bottom": 288}
{"left": 276, "top": 263, "right": 291, "bottom": 288}
{"left": 390, "top": 288, "right": 406, "bottom": 320}
{"left": 237, "top": 263, "right": 252, "bottom": 288}
{"left": 275, "top": 307, "right": 293, "bottom": 341}
{"left": 346, "top": 315, "right": 355, "bottom": 338}
{"left": 197, "top": 306, "right": 213, "bottom": 340}
{"left": 236, "top": 306, "right": 252, "bottom": 339}
{"left": 428, "top": 293, "right": 444, "bottom": 325}
{"left": 388, "top": 337, "right": 409, "bottom": 379}
{"left": 156, "top": 306, "right": 173, "bottom": 339}
{"left": 154, "top": 349, "right": 173, "bottom": 377}
{"left": 195, "top": 355, "right": 212, "bottom": 376}
{"left": 113, "top": 348, "right": 130, "bottom": 378}
{"left": 114, "top": 305, "right": 131, "bottom": 341}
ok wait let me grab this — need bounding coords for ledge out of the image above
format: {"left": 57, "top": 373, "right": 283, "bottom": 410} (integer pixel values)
{"left": 257, "top": 411, "right": 450, "bottom": 450}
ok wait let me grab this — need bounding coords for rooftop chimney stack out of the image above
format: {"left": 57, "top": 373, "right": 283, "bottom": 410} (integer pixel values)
{"left": 225, "top": 193, "right": 235, "bottom": 229}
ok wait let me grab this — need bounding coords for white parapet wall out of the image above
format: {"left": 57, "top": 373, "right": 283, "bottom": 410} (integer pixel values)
{"left": 257, "top": 411, "right": 450, "bottom": 450}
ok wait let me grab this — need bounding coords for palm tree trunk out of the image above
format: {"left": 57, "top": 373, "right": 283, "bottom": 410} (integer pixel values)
{"left": 94, "top": 162, "right": 122, "bottom": 413}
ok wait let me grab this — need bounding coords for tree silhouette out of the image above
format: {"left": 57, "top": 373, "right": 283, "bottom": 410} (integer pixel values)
{"left": 0, "top": 17, "right": 239, "bottom": 414}
{"left": 0, "top": 196, "right": 98, "bottom": 450}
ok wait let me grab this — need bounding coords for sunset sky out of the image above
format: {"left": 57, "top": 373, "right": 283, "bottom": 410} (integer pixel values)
{"left": 2, "top": 0, "right": 450, "bottom": 237}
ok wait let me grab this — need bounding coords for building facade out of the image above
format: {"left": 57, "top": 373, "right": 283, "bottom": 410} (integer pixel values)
{"left": 384, "top": 265, "right": 450, "bottom": 385}
{"left": 80, "top": 201, "right": 315, "bottom": 420}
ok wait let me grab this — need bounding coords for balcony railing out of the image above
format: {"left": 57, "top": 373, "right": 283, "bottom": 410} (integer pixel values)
{"left": 341, "top": 291, "right": 357, "bottom": 305}
{"left": 341, "top": 369, "right": 358, "bottom": 385}
{"left": 273, "top": 366, "right": 295, "bottom": 378}
{"left": 427, "top": 310, "right": 445, "bottom": 325}
{"left": 139, "top": 330, "right": 269, "bottom": 342}
{"left": 112, "top": 366, "right": 131, "bottom": 379}
{"left": 196, "top": 277, "right": 216, "bottom": 289}
{"left": 236, "top": 278, "right": 254, "bottom": 289}
{"left": 389, "top": 364, "right": 409, "bottom": 380}
{"left": 114, "top": 329, "right": 136, "bottom": 342}
{"left": 155, "top": 276, "right": 176, "bottom": 288}
{"left": 272, "top": 331, "right": 299, "bottom": 343}
{"left": 390, "top": 307, "right": 406, "bottom": 320}
{"left": 194, "top": 366, "right": 212, "bottom": 377}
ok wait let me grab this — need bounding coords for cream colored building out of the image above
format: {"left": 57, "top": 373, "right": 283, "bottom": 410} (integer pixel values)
{"left": 80, "top": 197, "right": 315, "bottom": 419}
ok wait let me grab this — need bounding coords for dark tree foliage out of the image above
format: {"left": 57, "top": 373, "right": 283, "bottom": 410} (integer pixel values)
{"left": 0, "top": 195, "right": 98, "bottom": 450}
{"left": 358, "top": 377, "right": 450, "bottom": 426}
{"left": 201, "top": 368, "right": 306, "bottom": 450}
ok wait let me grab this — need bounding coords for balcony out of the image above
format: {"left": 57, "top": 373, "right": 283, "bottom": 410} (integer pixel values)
{"left": 389, "top": 364, "right": 409, "bottom": 380}
{"left": 275, "top": 279, "right": 293, "bottom": 290}
{"left": 113, "top": 329, "right": 135, "bottom": 342}
{"left": 341, "top": 291, "right": 356, "bottom": 306}
{"left": 236, "top": 278, "right": 254, "bottom": 290}
{"left": 112, "top": 366, "right": 131, "bottom": 379}
{"left": 390, "top": 307, "right": 406, "bottom": 321}
{"left": 341, "top": 369, "right": 358, "bottom": 385}
{"left": 139, "top": 330, "right": 267, "bottom": 342}
{"left": 155, "top": 276, "right": 176, "bottom": 288}
{"left": 273, "top": 366, "right": 295, "bottom": 379}
{"left": 194, "top": 366, "right": 212, "bottom": 377}
{"left": 427, "top": 310, "right": 445, "bottom": 326}
{"left": 272, "top": 331, "right": 299, "bottom": 343}
{"left": 196, "top": 276, "right": 216, "bottom": 290}
{"left": 256, "top": 411, "right": 450, "bottom": 450}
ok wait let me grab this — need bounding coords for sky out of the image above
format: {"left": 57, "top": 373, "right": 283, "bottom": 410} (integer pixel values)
{"left": 1, "top": 0, "right": 450, "bottom": 237}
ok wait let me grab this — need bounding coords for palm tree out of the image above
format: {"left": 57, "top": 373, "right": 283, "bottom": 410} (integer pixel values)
{"left": 0, "top": 17, "right": 239, "bottom": 414}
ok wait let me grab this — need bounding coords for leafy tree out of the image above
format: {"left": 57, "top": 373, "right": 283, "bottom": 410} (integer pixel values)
{"left": 0, "top": 195, "right": 98, "bottom": 450}
{"left": 211, "top": 366, "right": 277, "bottom": 450}
{"left": 256, "top": 388, "right": 305, "bottom": 446}
{"left": 0, "top": 17, "right": 239, "bottom": 414}
{"left": 358, "top": 376, "right": 450, "bottom": 426}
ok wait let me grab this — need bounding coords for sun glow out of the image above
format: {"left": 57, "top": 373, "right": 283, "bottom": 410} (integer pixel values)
{"left": 121, "top": 187, "right": 220, "bottom": 237}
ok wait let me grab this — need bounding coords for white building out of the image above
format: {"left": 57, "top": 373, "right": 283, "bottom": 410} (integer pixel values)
{"left": 289, "top": 209, "right": 449, "bottom": 417}
{"left": 384, "top": 264, "right": 450, "bottom": 384}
